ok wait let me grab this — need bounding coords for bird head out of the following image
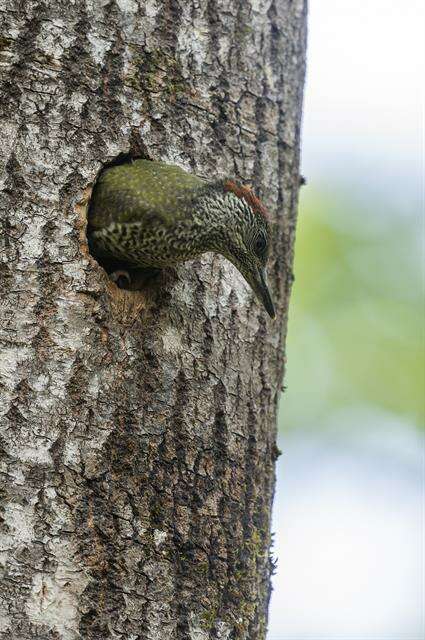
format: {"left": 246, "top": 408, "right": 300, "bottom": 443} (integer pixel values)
{"left": 198, "top": 179, "right": 276, "bottom": 319}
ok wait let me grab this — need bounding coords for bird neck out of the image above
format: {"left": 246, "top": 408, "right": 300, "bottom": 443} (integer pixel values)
{"left": 193, "top": 190, "right": 237, "bottom": 252}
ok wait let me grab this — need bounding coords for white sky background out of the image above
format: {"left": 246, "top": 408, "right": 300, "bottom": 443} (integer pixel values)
{"left": 269, "top": 418, "right": 424, "bottom": 640}
{"left": 268, "top": 2, "right": 424, "bottom": 638}
{"left": 302, "top": 0, "right": 424, "bottom": 210}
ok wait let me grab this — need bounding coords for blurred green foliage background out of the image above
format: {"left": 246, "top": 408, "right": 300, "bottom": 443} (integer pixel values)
{"left": 282, "top": 186, "right": 423, "bottom": 431}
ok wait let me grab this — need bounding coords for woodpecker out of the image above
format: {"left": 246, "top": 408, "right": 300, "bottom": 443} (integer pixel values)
{"left": 88, "top": 159, "right": 275, "bottom": 318}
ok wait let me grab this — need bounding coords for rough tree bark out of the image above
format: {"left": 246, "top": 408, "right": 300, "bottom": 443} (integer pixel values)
{"left": 0, "top": 1, "right": 307, "bottom": 639}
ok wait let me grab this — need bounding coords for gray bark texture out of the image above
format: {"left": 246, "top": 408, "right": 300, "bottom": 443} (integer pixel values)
{"left": 0, "top": 1, "right": 307, "bottom": 639}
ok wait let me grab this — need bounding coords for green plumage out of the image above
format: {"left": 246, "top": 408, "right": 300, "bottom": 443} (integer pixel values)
{"left": 89, "top": 160, "right": 207, "bottom": 229}
{"left": 88, "top": 159, "right": 276, "bottom": 318}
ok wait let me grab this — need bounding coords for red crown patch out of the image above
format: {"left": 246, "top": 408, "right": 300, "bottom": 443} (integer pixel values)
{"left": 223, "top": 180, "right": 269, "bottom": 221}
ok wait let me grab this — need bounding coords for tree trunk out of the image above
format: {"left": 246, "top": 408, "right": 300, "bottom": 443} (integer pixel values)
{"left": 0, "top": 1, "right": 307, "bottom": 638}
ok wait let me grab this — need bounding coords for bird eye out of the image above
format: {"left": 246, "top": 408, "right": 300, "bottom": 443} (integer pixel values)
{"left": 254, "top": 235, "right": 267, "bottom": 255}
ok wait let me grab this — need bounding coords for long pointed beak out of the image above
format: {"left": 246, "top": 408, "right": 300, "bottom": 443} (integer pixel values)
{"left": 250, "top": 267, "right": 276, "bottom": 319}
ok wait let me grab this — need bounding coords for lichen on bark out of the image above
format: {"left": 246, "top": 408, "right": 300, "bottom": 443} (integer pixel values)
{"left": 0, "top": 1, "right": 307, "bottom": 638}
